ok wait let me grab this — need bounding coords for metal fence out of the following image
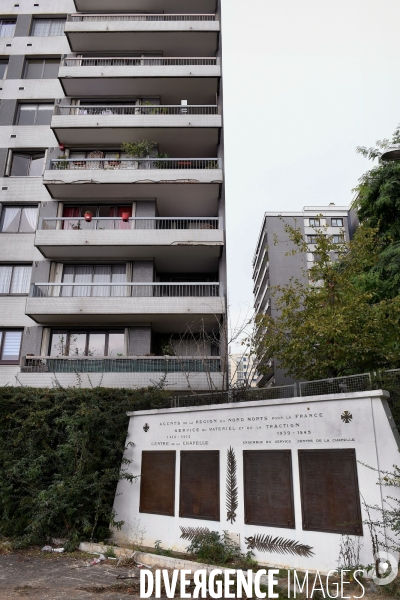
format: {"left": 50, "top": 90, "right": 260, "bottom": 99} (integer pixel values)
{"left": 49, "top": 158, "right": 219, "bottom": 170}
{"left": 55, "top": 105, "right": 218, "bottom": 116}
{"left": 62, "top": 57, "right": 218, "bottom": 67}
{"left": 22, "top": 356, "right": 221, "bottom": 374}
{"left": 172, "top": 384, "right": 297, "bottom": 408}
{"left": 299, "top": 373, "right": 372, "bottom": 397}
{"left": 30, "top": 282, "right": 220, "bottom": 298}
{"left": 68, "top": 13, "right": 216, "bottom": 22}
{"left": 40, "top": 217, "right": 220, "bottom": 231}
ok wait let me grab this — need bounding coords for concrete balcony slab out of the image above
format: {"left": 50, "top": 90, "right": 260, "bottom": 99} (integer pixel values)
{"left": 35, "top": 228, "right": 224, "bottom": 268}
{"left": 65, "top": 20, "right": 219, "bottom": 54}
{"left": 58, "top": 64, "right": 220, "bottom": 102}
{"left": 25, "top": 295, "right": 226, "bottom": 326}
{"left": 51, "top": 113, "right": 221, "bottom": 149}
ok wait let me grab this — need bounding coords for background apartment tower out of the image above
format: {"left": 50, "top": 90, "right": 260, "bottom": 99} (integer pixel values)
{"left": 0, "top": 0, "right": 227, "bottom": 392}
{"left": 252, "top": 205, "right": 357, "bottom": 387}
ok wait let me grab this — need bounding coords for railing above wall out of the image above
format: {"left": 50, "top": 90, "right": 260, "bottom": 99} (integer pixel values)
{"left": 22, "top": 356, "right": 222, "bottom": 373}
{"left": 30, "top": 282, "right": 220, "bottom": 298}
{"left": 62, "top": 57, "right": 218, "bottom": 67}
{"left": 39, "top": 217, "right": 220, "bottom": 231}
{"left": 49, "top": 158, "right": 220, "bottom": 170}
{"left": 54, "top": 105, "right": 218, "bottom": 116}
{"left": 67, "top": 13, "right": 217, "bottom": 22}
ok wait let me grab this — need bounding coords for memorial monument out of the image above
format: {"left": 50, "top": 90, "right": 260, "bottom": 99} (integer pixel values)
{"left": 113, "top": 389, "right": 400, "bottom": 571}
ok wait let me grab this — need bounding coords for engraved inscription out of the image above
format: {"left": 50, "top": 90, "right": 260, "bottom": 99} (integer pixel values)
{"left": 244, "top": 450, "right": 295, "bottom": 528}
{"left": 139, "top": 451, "right": 175, "bottom": 517}
{"left": 179, "top": 451, "right": 220, "bottom": 521}
{"left": 299, "top": 449, "right": 362, "bottom": 535}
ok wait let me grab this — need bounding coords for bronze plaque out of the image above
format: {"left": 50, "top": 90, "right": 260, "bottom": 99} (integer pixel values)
{"left": 179, "top": 451, "right": 220, "bottom": 521}
{"left": 299, "top": 449, "right": 363, "bottom": 535}
{"left": 139, "top": 451, "right": 176, "bottom": 516}
{"left": 243, "top": 450, "right": 295, "bottom": 528}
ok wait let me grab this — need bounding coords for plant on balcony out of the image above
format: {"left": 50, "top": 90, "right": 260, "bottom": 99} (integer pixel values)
{"left": 121, "top": 211, "right": 130, "bottom": 222}
{"left": 121, "top": 140, "right": 156, "bottom": 159}
{"left": 142, "top": 101, "right": 168, "bottom": 115}
{"left": 84, "top": 210, "right": 93, "bottom": 222}
{"left": 206, "top": 160, "right": 218, "bottom": 169}
{"left": 153, "top": 152, "right": 170, "bottom": 169}
{"left": 54, "top": 154, "right": 69, "bottom": 170}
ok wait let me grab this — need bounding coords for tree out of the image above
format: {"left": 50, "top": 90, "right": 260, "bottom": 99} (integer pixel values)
{"left": 253, "top": 220, "right": 400, "bottom": 381}
{"left": 353, "top": 126, "right": 400, "bottom": 299}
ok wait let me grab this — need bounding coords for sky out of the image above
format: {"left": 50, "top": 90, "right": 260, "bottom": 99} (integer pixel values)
{"left": 221, "top": 0, "right": 400, "bottom": 336}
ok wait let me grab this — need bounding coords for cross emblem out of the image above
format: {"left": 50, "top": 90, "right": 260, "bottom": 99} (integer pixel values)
{"left": 341, "top": 411, "right": 353, "bottom": 424}
{"left": 143, "top": 423, "right": 150, "bottom": 433}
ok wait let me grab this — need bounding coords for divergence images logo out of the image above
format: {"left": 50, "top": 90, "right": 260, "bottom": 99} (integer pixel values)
{"left": 373, "top": 552, "right": 398, "bottom": 586}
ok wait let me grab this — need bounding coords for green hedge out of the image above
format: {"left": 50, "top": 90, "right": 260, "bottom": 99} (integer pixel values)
{"left": 0, "top": 386, "right": 169, "bottom": 547}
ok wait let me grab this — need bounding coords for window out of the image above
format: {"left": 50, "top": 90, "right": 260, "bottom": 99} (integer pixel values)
{"left": 50, "top": 330, "right": 125, "bottom": 357}
{"left": 332, "top": 234, "right": 345, "bottom": 244}
{"left": 0, "top": 20, "right": 16, "bottom": 37}
{"left": 24, "top": 58, "right": 60, "bottom": 79}
{"left": 62, "top": 205, "right": 133, "bottom": 230}
{"left": 331, "top": 218, "right": 343, "bottom": 227}
{"left": 0, "top": 330, "right": 23, "bottom": 364}
{"left": 31, "top": 18, "right": 65, "bottom": 37}
{"left": 0, "top": 265, "right": 31, "bottom": 294}
{"left": 307, "top": 235, "right": 320, "bottom": 244}
{"left": 61, "top": 264, "right": 126, "bottom": 297}
{"left": 309, "top": 218, "right": 320, "bottom": 227}
{"left": 10, "top": 152, "right": 45, "bottom": 176}
{"left": 16, "top": 103, "right": 54, "bottom": 126}
{"left": 0, "top": 206, "right": 38, "bottom": 233}
{"left": 0, "top": 59, "right": 8, "bottom": 79}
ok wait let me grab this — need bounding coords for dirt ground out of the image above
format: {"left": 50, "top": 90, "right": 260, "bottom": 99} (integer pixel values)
{"left": 0, "top": 548, "right": 398, "bottom": 600}
{"left": 0, "top": 551, "right": 142, "bottom": 600}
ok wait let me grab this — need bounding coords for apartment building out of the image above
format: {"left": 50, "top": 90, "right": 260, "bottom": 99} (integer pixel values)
{"left": 228, "top": 352, "right": 258, "bottom": 388}
{"left": 0, "top": 0, "right": 226, "bottom": 391}
{"left": 252, "top": 205, "right": 358, "bottom": 387}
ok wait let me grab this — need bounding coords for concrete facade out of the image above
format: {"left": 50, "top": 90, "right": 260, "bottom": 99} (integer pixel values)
{"left": 0, "top": 0, "right": 227, "bottom": 391}
{"left": 253, "top": 205, "right": 358, "bottom": 387}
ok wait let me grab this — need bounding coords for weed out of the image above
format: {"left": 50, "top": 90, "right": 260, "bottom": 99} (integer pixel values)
{"left": 154, "top": 540, "right": 173, "bottom": 557}
{"left": 186, "top": 530, "right": 257, "bottom": 569}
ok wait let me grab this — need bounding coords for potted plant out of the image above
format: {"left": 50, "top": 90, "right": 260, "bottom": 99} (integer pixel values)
{"left": 121, "top": 140, "right": 157, "bottom": 169}
{"left": 121, "top": 211, "right": 130, "bottom": 222}
{"left": 55, "top": 154, "right": 68, "bottom": 170}
{"left": 84, "top": 210, "right": 93, "bottom": 222}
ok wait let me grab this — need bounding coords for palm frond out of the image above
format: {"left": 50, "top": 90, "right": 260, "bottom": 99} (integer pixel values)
{"left": 179, "top": 526, "right": 210, "bottom": 541}
{"left": 245, "top": 534, "right": 314, "bottom": 558}
{"left": 226, "top": 446, "right": 238, "bottom": 524}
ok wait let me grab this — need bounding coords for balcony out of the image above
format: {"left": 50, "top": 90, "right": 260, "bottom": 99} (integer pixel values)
{"left": 65, "top": 14, "right": 220, "bottom": 54}
{"left": 43, "top": 158, "right": 223, "bottom": 209}
{"left": 58, "top": 56, "right": 220, "bottom": 101}
{"left": 51, "top": 104, "right": 221, "bottom": 148}
{"left": 73, "top": 1, "right": 217, "bottom": 14}
{"left": 18, "top": 355, "right": 224, "bottom": 390}
{"left": 25, "top": 282, "right": 225, "bottom": 325}
{"left": 35, "top": 217, "right": 224, "bottom": 265}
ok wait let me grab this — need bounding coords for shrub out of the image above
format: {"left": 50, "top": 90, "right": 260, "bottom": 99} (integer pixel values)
{"left": 0, "top": 385, "right": 169, "bottom": 547}
{"left": 186, "top": 531, "right": 256, "bottom": 568}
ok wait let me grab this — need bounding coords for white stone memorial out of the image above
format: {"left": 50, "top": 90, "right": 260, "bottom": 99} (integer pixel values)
{"left": 113, "top": 390, "right": 400, "bottom": 572}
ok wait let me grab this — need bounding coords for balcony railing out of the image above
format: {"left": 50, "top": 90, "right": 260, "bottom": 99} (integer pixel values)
{"left": 54, "top": 105, "right": 218, "bottom": 116}
{"left": 62, "top": 57, "right": 218, "bottom": 67}
{"left": 30, "top": 282, "right": 220, "bottom": 298}
{"left": 39, "top": 217, "right": 220, "bottom": 231}
{"left": 68, "top": 13, "right": 216, "bottom": 22}
{"left": 49, "top": 158, "right": 219, "bottom": 170}
{"left": 22, "top": 356, "right": 221, "bottom": 373}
